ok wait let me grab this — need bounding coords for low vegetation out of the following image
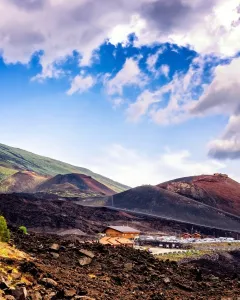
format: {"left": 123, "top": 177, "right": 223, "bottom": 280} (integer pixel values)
{"left": 191, "top": 241, "right": 240, "bottom": 251}
{"left": 156, "top": 249, "right": 209, "bottom": 261}
{"left": 0, "top": 216, "right": 10, "bottom": 242}
{"left": 19, "top": 226, "right": 28, "bottom": 235}
{"left": 0, "top": 165, "right": 17, "bottom": 182}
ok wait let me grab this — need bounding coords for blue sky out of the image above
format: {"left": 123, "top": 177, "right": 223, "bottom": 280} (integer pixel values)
{"left": 0, "top": 0, "right": 240, "bottom": 186}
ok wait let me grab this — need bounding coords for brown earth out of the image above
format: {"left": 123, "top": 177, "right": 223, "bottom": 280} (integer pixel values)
{"left": 0, "top": 171, "right": 47, "bottom": 193}
{"left": 1, "top": 229, "right": 239, "bottom": 300}
{"left": 158, "top": 173, "right": 240, "bottom": 216}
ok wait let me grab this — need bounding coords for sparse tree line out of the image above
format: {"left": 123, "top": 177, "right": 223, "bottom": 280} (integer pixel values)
{"left": 0, "top": 215, "right": 27, "bottom": 242}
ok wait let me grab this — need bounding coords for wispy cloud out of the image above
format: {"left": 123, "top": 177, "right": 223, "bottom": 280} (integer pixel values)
{"left": 67, "top": 74, "right": 95, "bottom": 95}
{"left": 85, "top": 144, "right": 226, "bottom": 187}
{"left": 106, "top": 58, "right": 148, "bottom": 96}
{"left": 126, "top": 55, "right": 207, "bottom": 124}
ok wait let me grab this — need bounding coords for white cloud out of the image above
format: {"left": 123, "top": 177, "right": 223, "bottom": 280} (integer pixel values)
{"left": 86, "top": 144, "right": 226, "bottom": 187}
{"left": 189, "top": 56, "right": 240, "bottom": 159}
{"left": 0, "top": 0, "right": 239, "bottom": 80}
{"left": 146, "top": 48, "right": 165, "bottom": 72}
{"left": 160, "top": 64, "right": 170, "bottom": 78}
{"left": 67, "top": 74, "right": 94, "bottom": 95}
{"left": 127, "top": 56, "right": 206, "bottom": 123}
{"left": 127, "top": 89, "right": 163, "bottom": 122}
{"left": 136, "top": 0, "right": 240, "bottom": 57}
{"left": 0, "top": 0, "right": 146, "bottom": 78}
{"left": 146, "top": 48, "right": 170, "bottom": 78}
{"left": 106, "top": 58, "right": 147, "bottom": 96}
{"left": 108, "top": 14, "right": 146, "bottom": 46}
{"left": 208, "top": 115, "right": 240, "bottom": 159}
{"left": 111, "top": 97, "right": 125, "bottom": 109}
{"left": 191, "top": 57, "right": 240, "bottom": 116}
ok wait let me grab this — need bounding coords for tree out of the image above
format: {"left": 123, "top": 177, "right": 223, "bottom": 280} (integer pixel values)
{"left": 0, "top": 216, "right": 10, "bottom": 242}
{"left": 19, "top": 226, "right": 28, "bottom": 235}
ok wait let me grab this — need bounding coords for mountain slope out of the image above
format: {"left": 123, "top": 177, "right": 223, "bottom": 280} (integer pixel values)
{"left": 37, "top": 173, "right": 115, "bottom": 196}
{"left": 0, "top": 171, "right": 47, "bottom": 193}
{"left": 107, "top": 185, "right": 240, "bottom": 232}
{"left": 0, "top": 143, "right": 129, "bottom": 193}
{"left": 158, "top": 174, "right": 240, "bottom": 216}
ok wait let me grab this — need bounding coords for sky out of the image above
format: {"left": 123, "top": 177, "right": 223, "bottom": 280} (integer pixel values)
{"left": 0, "top": 0, "right": 240, "bottom": 187}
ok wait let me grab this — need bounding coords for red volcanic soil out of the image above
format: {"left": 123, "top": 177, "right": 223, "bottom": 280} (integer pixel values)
{"left": 37, "top": 173, "right": 115, "bottom": 196}
{"left": 158, "top": 174, "right": 240, "bottom": 216}
{"left": 0, "top": 170, "right": 47, "bottom": 193}
{"left": 109, "top": 185, "right": 240, "bottom": 232}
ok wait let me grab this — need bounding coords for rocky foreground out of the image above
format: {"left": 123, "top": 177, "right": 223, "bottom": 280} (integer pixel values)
{"left": 0, "top": 230, "right": 239, "bottom": 300}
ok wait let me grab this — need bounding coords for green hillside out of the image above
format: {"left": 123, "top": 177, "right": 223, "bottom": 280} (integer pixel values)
{"left": 0, "top": 143, "right": 129, "bottom": 193}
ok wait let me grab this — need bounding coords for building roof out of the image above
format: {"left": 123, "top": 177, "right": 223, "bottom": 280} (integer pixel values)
{"left": 99, "top": 237, "right": 134, "bottom": 246}
{"left": 105, "top": 226, "right": 140, "bottom": 233}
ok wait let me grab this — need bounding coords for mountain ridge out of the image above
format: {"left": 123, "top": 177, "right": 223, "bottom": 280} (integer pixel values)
{"left": 0, "top": 143, "right": 129, "bottom": 193}
{"left": 107, "top": 184, "right": 240, "bottom": 231}
{"left": 37, "top": 173, "right": 115, "bottom": 196}
{"left": 158, "top": 173, "right": 240, "bottom": 216}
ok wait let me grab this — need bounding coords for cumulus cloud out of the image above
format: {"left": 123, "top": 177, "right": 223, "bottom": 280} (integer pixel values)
{"left": 208, "top": 115, "right": 240, "bottom": 159}
{"left": 0, "top": 0, "right": 239, "bottom": 80}
{"left": 106, "top": 58, "right": 147, "bottom": 96}
{"left": 188, "top": 56, "right": 240, "bottom": 160}
{"left": 0, "top": 0, "right": 144, "bottom": 76}
{"left": 191, "top": 57, "right": 240, "bottom": 116}
{"left": 127, "top": 90, "right": 164, "bottom": 122}
{"left": 67, "top": 74, "right": 95, "bottom": 95}
{"left": 85, "top": 144, "right": 226, "bottom": 187}
{"left": 127, "top": 56, "right": 206, "bottom": 123}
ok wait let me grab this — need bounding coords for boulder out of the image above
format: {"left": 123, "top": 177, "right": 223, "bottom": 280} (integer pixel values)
{"left": 12, "top": 287, "right": 28, "bottom": 300}
{"left": 5, "top": 296, "right": 16, "bottom": 300}
{"left": 51, "top": 253, "right": 59, "bottom": 259}
{"left": 210, "top": 275, "right": 219, "bottom": 281}
{"left": 0, "top": 276, "right": 11, "bottom": 291}
{"left": 64, "top": 289, "right": 76, "bottom": 298}
{"left": 79, "top": 249, "right": 95, "bottom": 259}
{"left": 41, "top": 278, "right": 58, "bottom": 288}
{"left": 49, "top": 244, "right": 60, "bottom": 252}
{"left": 163, "top": 277, "right": 171, "bottom": 284}
{"left": 79, "top": 257, "right": 92, "bottom": 266}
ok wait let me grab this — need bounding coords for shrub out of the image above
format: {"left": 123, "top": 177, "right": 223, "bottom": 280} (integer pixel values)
{"left": 0, "top": 216, "right": 10, "bottom": 242}
{"left": 19, "top": 226, "right": 28, "bottom": 235}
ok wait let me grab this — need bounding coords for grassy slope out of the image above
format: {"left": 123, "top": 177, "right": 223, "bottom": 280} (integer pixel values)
{"left": 0, "top": 143, "right": 129, "bottom": 193}
{"left": 0, "top": 166, "right": 17, "bottom": 181}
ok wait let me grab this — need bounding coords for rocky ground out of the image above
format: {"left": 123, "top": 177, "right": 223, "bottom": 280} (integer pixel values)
{"left": 0, "top": 229, "right": 240, "bottom": 299}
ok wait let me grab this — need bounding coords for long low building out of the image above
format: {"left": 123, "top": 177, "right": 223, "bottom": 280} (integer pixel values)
{"left": 103, "top": 226, "right": 140, "bottom": 239}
